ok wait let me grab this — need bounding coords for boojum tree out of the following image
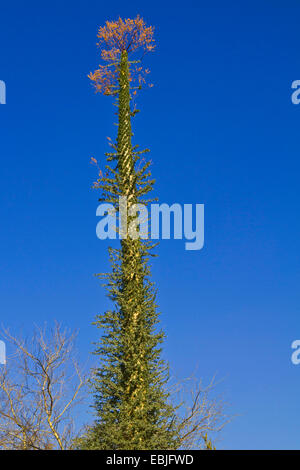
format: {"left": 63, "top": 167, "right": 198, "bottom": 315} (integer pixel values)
{"left": 82, "top": 16, "right": 179, "bottom": 450}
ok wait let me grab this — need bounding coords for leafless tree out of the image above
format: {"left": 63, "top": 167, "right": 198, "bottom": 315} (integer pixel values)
{"left": 0, "top": 323, "right": 86, "bottom": 450}
{"left": 171, "top": 375, "right": 231, "bottom": 450}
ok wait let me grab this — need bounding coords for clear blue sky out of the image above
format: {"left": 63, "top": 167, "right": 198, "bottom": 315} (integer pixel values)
{"left": 1, "top": 0, "right": 300, "bottom": 449}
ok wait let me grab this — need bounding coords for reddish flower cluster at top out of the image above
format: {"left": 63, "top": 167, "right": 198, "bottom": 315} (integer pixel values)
{"left": 88, "top": 15, "right": 155, "bottom": 95}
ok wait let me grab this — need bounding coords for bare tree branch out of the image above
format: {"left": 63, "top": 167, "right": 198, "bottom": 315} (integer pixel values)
{"left": 170, "top": 374, "right": 232, "bottom": 450}
{"left": 0, "top": 322, "right": 87, "bottom": 450}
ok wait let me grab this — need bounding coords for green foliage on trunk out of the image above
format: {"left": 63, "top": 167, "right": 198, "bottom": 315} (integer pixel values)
{"left": 80, "top": 50, "right": 179, "bottom": 450}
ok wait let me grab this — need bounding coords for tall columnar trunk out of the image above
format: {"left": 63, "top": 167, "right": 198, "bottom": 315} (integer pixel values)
{"left": 117, "top": 51, "right": 135, "bottom": 201}
{"left": 82, "top": 50, "right": 179, "bottom": 450}
{"left": 116, "top": 50, "right": 149, "bottom": 443}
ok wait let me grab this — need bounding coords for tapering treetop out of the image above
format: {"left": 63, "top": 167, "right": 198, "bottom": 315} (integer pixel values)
{"left": 89, "top": 15, "right": 155, "bottom": 95}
